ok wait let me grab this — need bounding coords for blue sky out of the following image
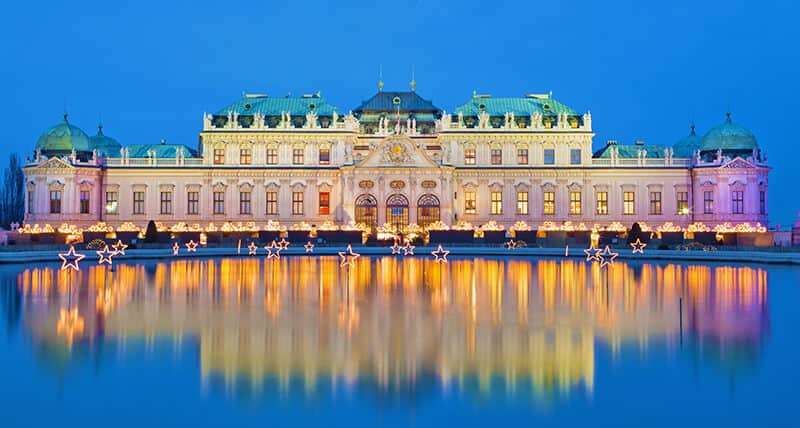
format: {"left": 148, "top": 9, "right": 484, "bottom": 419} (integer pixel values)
{"left": 2, "top": 0, "right": 797, "bottom": 224}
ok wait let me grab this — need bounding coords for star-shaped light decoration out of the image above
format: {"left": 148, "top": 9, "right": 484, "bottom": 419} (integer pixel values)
{"left": 598, "top": 245, "right": 619, "bottom": 268}
{"left": 111, "top": 240, "right": 128, "bottom": 255}
{"left": 630, "top": 238, "right": 647, "bottom": 254}
{"left": 402, "top": 242, "right": 415, "bottom": 256}
{"left": 583, "top": 246, "right": 602, "bottom": 262}
{"left": 172, "top": 242, "right": 180, "bottom": 256}
{"left": 185, "top": 240, "right": 198, "bottom": 252}
{"left": 390, "top": 240, "right": 403, "bottom": 255}
{"left": 96, "top": 245, "right": 115, "bottom": 265}
{"left": 304, "top": 241, "right": 315, "bottom": 253}
{"left": 504, "top": 240, "right": 517, "bottom": 250}
{"left": 247, "top": 241, "right": 259, "bottom": 255}
{"left": 339, "top": 244, "right": 360, "bottom": 267}
{"left": 431, "top": 244, "right": 450, "bottom": 263}
{"left": 58, "top": 245, "right": 86, "bottom": 271}
{"left": 264, "top": 240, "right": 282, "bottom": 259}
{"left": 277, "top": 238, "right": 290, "bottom": 250}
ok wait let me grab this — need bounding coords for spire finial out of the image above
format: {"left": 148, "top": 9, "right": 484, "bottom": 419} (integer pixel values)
{"left": 690, "top": 123, "right": 696, "bottom": 135}
{"left": 410, "top": 65, "right": 416, "bottom": 92}
{"left": 378, "top": 65, "right": 383, "bottom": 93}
{"left": 725, "top": 111, "right": 732, "bottom": 122}
{"left": 63, "top": 111, "right": 68, "bottom": 122}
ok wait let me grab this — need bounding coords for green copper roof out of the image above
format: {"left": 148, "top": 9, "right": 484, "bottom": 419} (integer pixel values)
{"left": 353, "top": 91, "right": 441, "bottom": 113}
{"left": 36, "top": 114, "right": 91, "bottom": 153}
{"left": 672, "top": 125, "right": 702, "bottom": 158}
{"left": 699, "top": 113, "right": 758, "bottom": 152}
{"left": 454, "top": 95, "right": 578, "bottom": 117}
{"left": 126, "top": 143, "right": 198, "bottom": 158}
{"left": 215, "top": 95, "right": 339, "bottom": 116}
{"left": 89, "top": 125, "right": 122, "bottom": 157}
{"left": 593, "top": 143, "right": 667, "bottom": 159}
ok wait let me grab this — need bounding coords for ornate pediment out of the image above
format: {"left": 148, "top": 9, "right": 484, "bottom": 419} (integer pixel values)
{"left": 34, "top": 157, "right": 74, "bottom": 170}
{"left": 721, "top": 157, "right": 756, "bottom": 169}
{"left": 355, "top": 135, "right": 440, "bottom": 169}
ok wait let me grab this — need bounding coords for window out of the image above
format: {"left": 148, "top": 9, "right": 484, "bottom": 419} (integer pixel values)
{"left": 213, "top": 148, "right": 225, "bottom": 165}
{"left": 516, "top": 191, "right": 529, "bottom": 215}
{"left": 491, "top": 149, "right": 502, "bottom": 165}
{"left": 27, "top": 190, "right": 34, "bottom": 214}
{"left": 265, "top": 191, "right": 278, "bottom": 215}
{"left": 760, "top": 191, "right": 766, "bottom": 215}
{"left": 623, "top": 191, "right": 635, "bottom": 215}
{"left": 319, "top": 148, "right": 330, "bottom": 165}
{"left": 160, "top": 191, "right": 173, "bottom": 215}
{"left": 676, "top": 191, "right": 689, "bottom": 215}
{"left": 543, "top": 149, "right": 555, "bottom": 165}
{"left": 49, "top": 190, "right": 61, "bottom": 214}
{"left": 517, "top": 148, "right": 528, "bottom": 165}
{"left": 239, "top": 191, "right": 251, "bottom": 215}
{"left": 292, "top": 148, "right": 304, "bottom": 165}
{"left": 239, "top": 148, "right": 251, "bottom": 165}
{"left": 543, "top": 191, "right": 555, "bottom": 215}
{"left": 596, "top": 191, "right": 608, "bottom": 215}
{"left": 703, "top": 191, "right": 714, "bottom": 214}
{"left": 570, "top": 149, "right": 581, "bottom": 165}
{"left": 569, "top": 191, "right": 581, "bottom": 215}
{"left": 266, "top": 148, "right": 278, "bottom": 165}
{"left": 732, "top": 190, "right": 744, "bottom": 214}
{"left": 464, "top": 148, "right": 476, "bottom": 165}
{"left": 213, "top": 191, "right": 225, "bottom": 215}
{"left": 464, "top": 191, "right": 477, "bottom": 214}
{"left": 105, "top": 191, "right": 118, "bottom": 214}
{"left": 187, "top": 191, "right": 199, "bottom": 215}
{"left": 490, "top": 191, "right": 503, "bottom": 215}
{"left": 79, "top": 190, "right": 90, "bottom": 214}
{"left": 292, "top": 191, "right": 304, "bottom": 215}
{"left": 133, "top": 191, "right": 145, "bottom": 215}
{"left": 319, "top": 191, "right": 330, "bottom": 215}
{"left": 649, "top": 192, "right": 662, "bottom": 215}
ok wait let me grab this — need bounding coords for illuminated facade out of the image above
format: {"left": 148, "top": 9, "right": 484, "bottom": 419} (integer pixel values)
{"left": 22, "top": 87, "right": 770, "bottom": 231}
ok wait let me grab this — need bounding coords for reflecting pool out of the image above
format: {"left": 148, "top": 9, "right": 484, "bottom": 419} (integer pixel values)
{"left": 1, "top": 256, "right": 798, "bottom": 427}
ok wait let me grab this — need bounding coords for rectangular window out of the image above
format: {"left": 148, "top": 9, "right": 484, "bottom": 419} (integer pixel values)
{"left": 187, "top": 191, "right": 199, "bottom": 215}
{"left": 239, "top": 191, "right": 251, "bottom": 215}
{"left": 490, "top": 191, "right": 503, "bottom": 215}
{"left": 265, "top": 191, "right": 278, "bottom": 215}
{"left": 464, "top": 148, "right": 476, "bottom": 165}
{"left": 292, "top": 191, "right": 304, "bottom": 215}
{"left": 596, "top": 191, "right": 608, "bottom": 215}
{"left": 160, "top": 191, "right": 173, "bottom": 215}
{"left": 677, "top": 191, "right": 689, "bottom": 215}
{"left": 133, "top": 191, "right": 145, "bottom": 215}
{"left": 623, "top": 191, "right": 635, "bottom": 215}
{"left": 649, "top": 191, "right": 662, "bottom": 215}
{"left": 516, "top": 191, "right": 529, "bottom": 215}
{"left": 491, "top": 149, "right": 502, "bottom": 165}
{"left": 79, "top": 190, "right": 90, "bottom": 214}
{"left": 105, "top": 191, "right": 118, "bottom": 214}
{"left": 266, "top": 148, "right": 278, "bottom": 165}
{"left": 464, "top": 191, "right": 477, "bottom": 214}
{"left": 732, "top": 190, "right": 744, "bottom": 214}
{"left": 49, "top": 190, "right": 61, "bottom": 214}
{"left": 569, "top": 191, "right": 581, "bottom": 215}
{"left": 27, "top": 190, "right": 34, "bottom": 214}
{"left": 543, "top": 149, "right": 555, "bottom": 165}
{"left": 213, "top": 148, "right": 225, "bottom": 165}
{"left": 759, "top": 191, "right": 766, "bottom": 215}
{"left": 703, "top": 191, "right": 714, "bottom": 214}
{"left": 213, "top": 191, "right": 225, "bottom": 215}
{"left": 239, "top": 148, "right": 251, "bottom": 165}
{"left": 543, "top": 191, "right": 555, "bottom": 215}
{"left": 319, "top": 148, "right": 330, "bottom": 165}
{"left": 319, "top": 191, "right": 330, "bottom": 215}
{"left": 570, "top": 149, "right": 581, "bottom": 165}
{"left": 292, "top": 148, "right": 304, "bottom": 165}
{"left": 517, "top": 148, "right": 528, "bottom": 165}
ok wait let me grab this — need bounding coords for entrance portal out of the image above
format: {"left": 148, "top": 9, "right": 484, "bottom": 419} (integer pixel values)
{"left": 386, "top": 193, "right": 409, "bottom": 231}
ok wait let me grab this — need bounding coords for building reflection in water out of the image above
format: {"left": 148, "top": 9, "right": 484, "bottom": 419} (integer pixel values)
{"left": 11, "top": 257, "right": 769, "bottom": 401}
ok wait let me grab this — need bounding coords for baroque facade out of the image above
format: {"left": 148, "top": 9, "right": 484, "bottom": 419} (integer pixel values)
{"left": 23, "top": 87, "right": 770, "bottom": 232}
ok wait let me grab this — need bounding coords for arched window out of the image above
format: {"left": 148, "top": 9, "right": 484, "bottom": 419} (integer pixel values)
{"left": 386, "top": 193, "right": 409, "bottom": 230}
{"left": 355, "top": 194, "right": 378, "bottom": 230}
{"left": 417, "top": 194, "right": 440, "bottom": 227}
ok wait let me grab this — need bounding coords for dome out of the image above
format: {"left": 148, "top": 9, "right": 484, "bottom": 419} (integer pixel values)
{"left": 89, "top": 124, "right": 122, "bottom": 157}
{"left": 35, "top": 114, "right": 91, "bottom": 154}
{"left": 673, "top": 124, "right": 702, "bottom": 158}
{"left": 699, "top": 113, "right": 758, "bottom": 152}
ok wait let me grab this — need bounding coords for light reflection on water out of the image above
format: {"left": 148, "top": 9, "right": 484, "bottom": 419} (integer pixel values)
{"left": 9, "top": 256, "right": 769, "bottom": 405}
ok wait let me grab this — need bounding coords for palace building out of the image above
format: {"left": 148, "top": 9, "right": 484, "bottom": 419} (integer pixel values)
{"left": 22, "top": 85, "right": 770, "bottom": 233}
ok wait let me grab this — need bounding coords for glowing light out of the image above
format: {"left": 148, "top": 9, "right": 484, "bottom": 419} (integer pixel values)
{"left": 264, "top": 240, "right": 282, "bottom": 259}
{"left": 86, "top": 221, "right": 114, "bottom": 232}
{"left": 425, "top": 220, "right": 450, "bottom": 231}
{"left": 116, "top": 222, "right": 141, "bottom": 232}
{"left": 96, "top": 245, "right": 115, "bottom": 265}
{"left": 583, "top": 246, "right": 601, "bottom": 262}
{"left": 338, "top": 244, "right": 360, "bottom": 267}
{"left": 247, "top": 242, "right": 259, "bottom": 255}
{"left": 504, "top": 240, "right": 518, "bottom": 250}
{"left": 390, "top": 240, "right": 403, "bottom": 255}
{"left": 172, "top": 242, "right": 180, "bottom": 256}
{"left": 479, "top": 220, "right": 505, "bottom": 231}
{"left": 111, "top": 240, "right": 128, "bottom": 255}
{"left": 452, "top": 220, "right": 474, "bottom": 231}
{"left": 58, "top": 245, "right": 85, "bottom": 271}
{"left": 598, "top": 245, "right": 618, "bottom": 267}
{"left": 630, "top": 239, "right": 647, "bottom": 254}
{"left": 687, "top": 222, "right": 711, "bottom": 232}
{"left": 656, "top": 222, "right": 682, "bottom": 233}
{"left": 431, "top": 245, "right": 449, "bottom": 263}
{"left": 510, "top": 221, "right": 531, "bottom": 232}
{"left": 17, "top": 223, "right": 55, "bottom": 234}
{"left": 185, "top": 240, "right": 198, "bottom": 252}
{"left": 277, "top": 238, "right": 290, "bottom": 250}
{"left": 402, "top": 242, "right": 415, "bottom": 256}
{"left": 304, "top": 241, "right": 315, "bottom": 253}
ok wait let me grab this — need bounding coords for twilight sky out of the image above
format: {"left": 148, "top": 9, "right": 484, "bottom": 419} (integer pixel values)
{"left": 2, "top": 0, "right": 797, "bottom": 224}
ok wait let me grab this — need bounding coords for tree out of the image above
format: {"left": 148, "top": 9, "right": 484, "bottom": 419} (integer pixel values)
{"left": 144, "top": 220, "right": 158, "bottom": 243}
{"left": 0, "top": 153, "right": 25, "bottom": 229}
